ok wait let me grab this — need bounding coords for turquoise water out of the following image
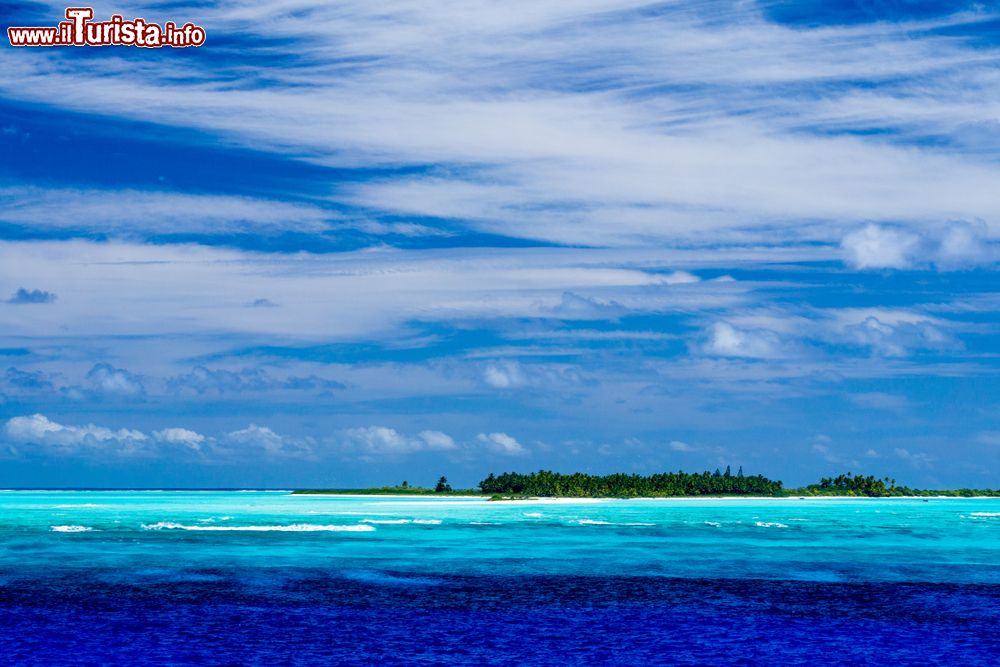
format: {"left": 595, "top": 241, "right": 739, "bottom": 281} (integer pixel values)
{"left": 2, "top": 492, "right": 999, "bottom": 665}
{"left": 4, "top": 491, "right": 998, "bottom": 583}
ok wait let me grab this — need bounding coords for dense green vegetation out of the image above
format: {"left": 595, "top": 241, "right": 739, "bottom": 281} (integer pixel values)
{"left": 293, "top": 470, "right": 999, "bottom": 498}
{"left": 799, "top": 472, "right": 897, "bottom": 497}
{"left": 479, "top": 467, "right": 783, "bottom": 498}
{"left": 791, "top": 472, "right": 999, "bottom": 498}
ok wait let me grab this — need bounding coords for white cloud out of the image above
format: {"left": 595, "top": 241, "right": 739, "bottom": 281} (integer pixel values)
{"left": 339, "top": 426, "right": 407, "bottom": 454}
{"left": 3, "top": 414, "right": 155, "bottom": 460}
{"left": 698, "top": 307, "right": 956, "bottom": 361}
{"left": 482, "top": 361, "right": 525, "bottom": 389}
{"left": 1, "top": 415, "right": 291, "bottom": 459}
{"left": 87, "top": 363, "right": 145, "bottom": 396}
{"left": 0, "top": 241, "right": 672, "bottom": 342}
{"left": 338, "top": 425, "right": 457, "bottom": 456}
{"left": 703, "top": 322, "right": 785, "bottom": 359}
{"left": 1, "top": 414, "right": 470, "bottom": 462}
{"left": 669, "top": 440, "right": 695, "bottom": 452}
{"left": 935, "top": 222, "right": 993, "bottom": 269}
{"left": 224, "top": 424, "right": 312, "bottom": 458}
{"left": 660, "top": 271, "right": 700, "bottom": 285}
{"left": 4, "top": 414, "right": 147, "bottom": 454}
{"left": 152, "top": 427, "right": 206, "bottom": 450}
{"left": 477, "top": 432, "right": 527, "bottom": 456}
{"left": 842, "top": 222, "right": 993, "bottom": 270}
{"left": 836, "top": 312, "right": 951, "bottom": 357}
{"left": 841, "top": 225, "right": 922, "bottom": 270}
{"left": 546, "top": 292, "right": 627, "bottom": 320}
{"left": 417, "top": 430, "right": 457, "bottom": 451}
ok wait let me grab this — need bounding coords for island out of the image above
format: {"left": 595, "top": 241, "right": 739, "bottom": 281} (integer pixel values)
{"left": 293, "top": 469, "right": 999, "bottom": 498}
{"left": 293, "top": 477, "right": 484, "bottom": 496}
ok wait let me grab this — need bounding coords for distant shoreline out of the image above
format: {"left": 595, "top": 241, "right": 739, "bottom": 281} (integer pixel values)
{"left": 290, "top": 493, "right": 1000, "bottom": 501}
{"left": 291, "top": 492, "right": 487, "bottom": 498}
{"left": 1, "top": 489, "right": 996, "bottom": 500}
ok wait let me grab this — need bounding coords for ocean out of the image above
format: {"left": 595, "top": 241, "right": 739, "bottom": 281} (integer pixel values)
{"left": 1, "top": 491, "right": 998, "bottom": 665}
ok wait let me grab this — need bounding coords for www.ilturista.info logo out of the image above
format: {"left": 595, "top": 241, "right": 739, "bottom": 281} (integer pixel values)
{"left": 8, "top": 7, "right": 206, "bottom": 48}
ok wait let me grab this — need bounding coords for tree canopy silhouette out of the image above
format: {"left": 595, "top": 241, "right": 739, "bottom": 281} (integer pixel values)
{"left": 479, "top": 469, "right": 782, "bottom": 497}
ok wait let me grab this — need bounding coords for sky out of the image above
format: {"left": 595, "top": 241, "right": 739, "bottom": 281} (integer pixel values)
{"left": 0, "top": 0, "right": 998, "bottom": 489}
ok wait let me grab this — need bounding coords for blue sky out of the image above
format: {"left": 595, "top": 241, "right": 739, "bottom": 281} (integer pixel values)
{"left": 0, "top": 0, "right": 998, "bottom": 488}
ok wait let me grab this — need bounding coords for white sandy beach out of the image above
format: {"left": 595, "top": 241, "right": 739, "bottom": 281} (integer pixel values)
{"left": 293, "top": 494, "right": 999, "bottom": 502}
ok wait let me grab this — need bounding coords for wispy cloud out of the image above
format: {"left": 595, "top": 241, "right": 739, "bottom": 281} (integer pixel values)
{"left": 167, "top": 366, "right": 344, "bottom": 395}
{"left": 669, "top": 440, "right": 696, "bottom": 453}
{"left": 477, "top": 432, "right": 527, "bottom": 456}
{"left": 482, "top": 361, "right": 526, "bottom": 389}
{"left": 0, "top": 186, "right": 331, "bottom": 237}
{"left": 2, "top": 2, "right": 999, "bottom": 252}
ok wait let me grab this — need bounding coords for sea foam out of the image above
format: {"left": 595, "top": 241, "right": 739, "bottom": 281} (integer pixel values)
{"left": 573, "top": 519, "right": 654, "bottom": 526}
{"left": 51, "top": 525, "right": 95, "bottom": 532}
{"left": 141, "top": 522, "right": 375, "bottom": 532}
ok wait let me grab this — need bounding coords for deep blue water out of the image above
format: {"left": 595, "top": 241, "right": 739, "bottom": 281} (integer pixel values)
{"left": 1, "top": 492, "right": 999, "bottom": 665}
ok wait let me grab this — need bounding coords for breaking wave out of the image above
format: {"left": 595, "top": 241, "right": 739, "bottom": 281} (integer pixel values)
{"left": 141, "top": 522, "right": 375, "bottom": 532}
{"left": 51, "top": 525, "right": 95, "bottom": 533}
{"left": 361, "top": 519, "right": 411, "bottom": 524}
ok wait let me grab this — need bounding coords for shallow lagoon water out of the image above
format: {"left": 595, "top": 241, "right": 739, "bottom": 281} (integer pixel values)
{"left": 1, "top": 491, "right": 999, "bottom": 664}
